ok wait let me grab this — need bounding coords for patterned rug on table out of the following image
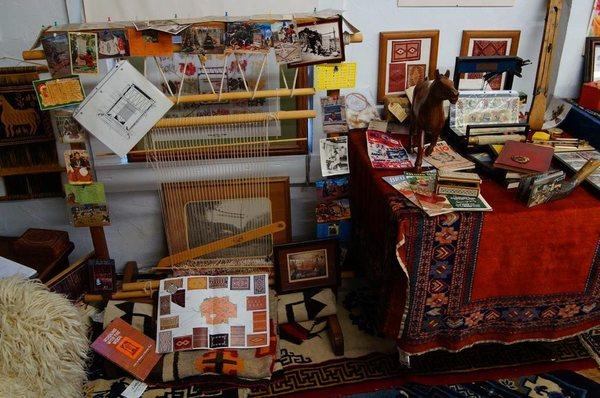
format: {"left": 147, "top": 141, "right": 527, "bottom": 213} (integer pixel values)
{"left": 344, "top": 370, "right": 600, "bottom": 398}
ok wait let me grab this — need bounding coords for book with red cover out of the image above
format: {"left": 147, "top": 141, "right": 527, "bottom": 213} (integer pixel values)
{"left": 493, "top": 141, "right": 554, "bottom": 174}
{"left": 91, "top": 317, "right": 161, "bottom": 380}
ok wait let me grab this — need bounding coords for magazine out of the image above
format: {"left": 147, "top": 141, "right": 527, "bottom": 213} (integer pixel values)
{"left": 366, "top": 130, "right": 413, "bottom": 169}
{"left": 316, "top": 199, "right": 351, "bottom": 223}
{"left": 383, "top": 172, "right": 492, "bottom": 217}
{"left": 423, "top": 141, "right": 474, "bottom": 171}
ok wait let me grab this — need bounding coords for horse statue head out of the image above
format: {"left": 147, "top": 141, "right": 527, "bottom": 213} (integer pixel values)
{"left": 430, "top": 69, "right": 459, "bottom": 104}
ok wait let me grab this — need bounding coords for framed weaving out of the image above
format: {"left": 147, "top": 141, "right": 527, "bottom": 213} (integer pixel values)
{"left": 378, "top": 30, "right": 439, "bottom": 102}
{"left": 584, "top": 37, "right": 600, "bottom": 83}
{"left": 161, "top": 177, "right": 291, "bottom": 257}
{"left": 156, "top": 274, "right": 270, "bottom": 353}
{"left": 459, "top": 30, "right": 520, "bottom": 90}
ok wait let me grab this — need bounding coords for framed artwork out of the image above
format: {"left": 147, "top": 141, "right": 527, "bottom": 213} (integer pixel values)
{"left": 459, "top": 30, "right": 520, "bottom": 90}
{"left": 161, "top": 177, "right": 292, "bottom": 257}
{"left": 274, "top": 239, "right": 338, "bottom": 293}
{"left": 584, "top": 37, "right": 600, "bottom": 83}
{"left": 289, "top": 17, "right": 345, "bottom": 68}
{"left": 378, "top": 30, "right": 439, "bottom": 102}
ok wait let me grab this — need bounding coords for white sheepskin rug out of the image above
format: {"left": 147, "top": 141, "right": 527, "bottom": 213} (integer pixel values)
{"left": 0, "top": 277, "right": 89, "bottom": 397}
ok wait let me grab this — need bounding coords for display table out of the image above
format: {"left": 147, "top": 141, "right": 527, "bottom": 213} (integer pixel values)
{"left": 348, "top": 131, "right": 600, "bottom": 357}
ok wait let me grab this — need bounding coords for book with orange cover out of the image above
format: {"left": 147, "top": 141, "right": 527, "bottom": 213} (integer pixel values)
{"left": 91, "top": 317, "right": 161, "bottom": 380}
{"left": 493, "top": 141, "right": 554, "bottom": 174}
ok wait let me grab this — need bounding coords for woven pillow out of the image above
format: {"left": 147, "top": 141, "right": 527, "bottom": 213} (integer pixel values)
{"left": 277, "top": 288, "right": 337, "bottom": 324}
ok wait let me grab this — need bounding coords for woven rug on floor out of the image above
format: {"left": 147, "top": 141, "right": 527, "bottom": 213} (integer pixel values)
{"left": 343, "top": 369, "right": 600, "bottom": 398}
{"left": 579, "top": 328, "right": 600, "bottom": 366}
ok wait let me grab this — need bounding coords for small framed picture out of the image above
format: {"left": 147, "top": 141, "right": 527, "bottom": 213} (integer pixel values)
{"left": 289, "top": 17, "right": 345, "bottom": 68}
{"left": 584, "top": 37, "right": 600, "bottom": 83}
{"left": 378, "top": 30, "right": 439, "bottom": 101}
{"left": 274, "top": 239, "right": 338, "bottom": 293}
{"left": 68, "top": 32, "right": 99, "bottom": 74}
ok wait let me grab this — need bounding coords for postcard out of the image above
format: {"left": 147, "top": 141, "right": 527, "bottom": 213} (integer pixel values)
{"left": 64, "top": 149, "right": 93, "bottom": 185}
{"left": 316, "top": 176, "right": 349, "bottom": 202}
{"left": 68, "top": 32, "right": 99, "bottom": 74}
{"left": 128, "top": 28, "right": 173, "bottom": 57}
{"left": 289, "top": 17, "right": 345, "bottom": 68}
{"left": 33, "top": 76, "right": 85, "bottom": 110}
{"left": 133, "top": 20, "right": 190, "bottom": 35}
{"left": 97, "top": 29, "right": 129, "bottom": 58}
{"left": 316, "top": 199, "right": 351, "bottom": 223}
{"left": 271, "top": 21, "right": 301, "bottom": 64}
{"left": 320, "top": 136, "right": 349, "bottom": 177}
{"left": 69, "top": 204, "right": 110, "bottom": 227}
{"left": 53, "top": 109, "right": 86, "bottom": 143}
{"left": 65, "top": 182, "right": 106, "bottom": 205}
{"left": 180, "top": 22, "right": 226, "bottom": 54}
{"left": 321, "top": 96, "right": 348, "bottom": 134}
{"left": 41, "top": 33, "right": 71, "bottom": 77}
{"left": 225, "top": 22, "right": 272, "bottom": 52}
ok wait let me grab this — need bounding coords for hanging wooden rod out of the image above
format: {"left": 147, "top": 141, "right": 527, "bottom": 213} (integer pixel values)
{"left": 167, "top": 87, "right": 315, "bottom": 103}
{"left": 155, "top": 109, "right": 315, "bottom": 128}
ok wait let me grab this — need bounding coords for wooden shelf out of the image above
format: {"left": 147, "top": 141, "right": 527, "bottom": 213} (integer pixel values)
{"left": 0, "top": 164, "right": 64, "bottom": 177}
{"left": 0, "top": 191, "right": 63, "bottom": 201}
{"left": 0, "top": 135, "right": 56, "bottom": 147}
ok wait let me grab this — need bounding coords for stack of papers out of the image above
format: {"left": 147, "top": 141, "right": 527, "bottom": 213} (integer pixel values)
{"left": 0, "top": 256, "right": 37, "bottom": 279}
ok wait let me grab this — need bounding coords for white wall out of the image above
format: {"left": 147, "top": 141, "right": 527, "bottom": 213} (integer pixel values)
{"left": 0, "top": 0, "right": 593, "bottom": 270}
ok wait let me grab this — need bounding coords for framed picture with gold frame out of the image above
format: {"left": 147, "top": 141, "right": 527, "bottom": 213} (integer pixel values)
{"left": 459, "top": 30, "right": 520, "bottom": 90}
{"left": 378, "top": 30, "right": 439, "bottom": 102}
{"left": 160, "top": 177, "right": 291, "bottom": 258}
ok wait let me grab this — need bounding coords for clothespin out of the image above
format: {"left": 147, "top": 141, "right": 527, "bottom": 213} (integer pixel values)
{"left": 333, "top": 65, "right": 339, "bottom": 73}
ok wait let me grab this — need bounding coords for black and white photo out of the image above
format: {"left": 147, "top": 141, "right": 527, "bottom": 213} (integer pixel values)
{"left": 290, "top": 17, "right": 345, "bottom": 67}
{"left": 320, "top": 136, "right": 350, "bottom": 177}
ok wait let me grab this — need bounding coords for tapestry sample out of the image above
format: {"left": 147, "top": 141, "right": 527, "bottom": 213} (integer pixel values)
{"left": 156, "top": 274, "right": 270, "bottom": 353}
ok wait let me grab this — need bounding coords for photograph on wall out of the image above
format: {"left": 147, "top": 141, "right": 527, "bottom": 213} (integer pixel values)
{"left": 64, "top": 149, "right": 93, "bottom": 185}
{"left": 378, "top": 30, "right": 438, "bottom": 101}
{"left": 225, "top": 22, "right": 273, "bottom": 52}
{"left": 181, "top": 22, "right": 226, "bottom": 55}
{"left": 320, "top": 136, "right": 349, "bottom": 177}
{"left": 41, "top": 33, "right": 71, "bottom": 77}
{"left": 289, "top": 17, "right": 344, "bottom": 68}
{"left": 97, "top": 29, "right": 130, "bottom": 58}
{"left": 68, "top": 32, "right": 99, "bottom": 74}
{"left": 53, "top": 109, "right": 87, "bottom": 143}
{"left": 459, "top": 30, "right": 520, "bottom": 90}
{"left": 271, "top": 21, "right": 301, "bottom": 64}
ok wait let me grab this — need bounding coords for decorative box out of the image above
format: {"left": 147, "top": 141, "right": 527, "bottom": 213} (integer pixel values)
{"left": 579, "top": 82, "right": 600, "bottom": 112}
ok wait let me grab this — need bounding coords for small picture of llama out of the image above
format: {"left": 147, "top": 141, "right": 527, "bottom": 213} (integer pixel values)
{"left": 0, "top": 92, "right": 41, "bottom": 139}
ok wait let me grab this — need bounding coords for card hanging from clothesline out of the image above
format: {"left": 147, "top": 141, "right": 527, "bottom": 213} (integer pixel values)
{"left": 314, "top": 62, "right": 356, "bottom": 91}
{"left": 73, "top": 60, "right": 173, "bottom": 157}
{"left": 33, "top": 76, "right": 85, "bottom": 110}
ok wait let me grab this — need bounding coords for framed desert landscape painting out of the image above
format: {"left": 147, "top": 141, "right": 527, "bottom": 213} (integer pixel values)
{"left": 459, "top": 30, "right": 520, "bottom": 90}
{"left": 378, "top": 30, "right": 439, "bottom": 102}
{"left": 274, "top": 239, "right": 338, "bottom": 293}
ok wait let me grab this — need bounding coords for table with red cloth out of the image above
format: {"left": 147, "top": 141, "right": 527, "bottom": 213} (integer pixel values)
{"left": 347, "top": 131, "right": 600, "bottom": 357}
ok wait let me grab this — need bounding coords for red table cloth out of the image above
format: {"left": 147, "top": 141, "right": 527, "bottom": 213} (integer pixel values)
{"left": 348, "top": 131, "right": 600, "bottom": 356}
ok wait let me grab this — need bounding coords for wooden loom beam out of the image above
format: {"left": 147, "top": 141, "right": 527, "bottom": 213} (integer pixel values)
{"left": 167, "top": 87, "right": 315, "bottom": 103}
{"left": 155, "top": 110, "right": 316, "bottom": 128}
{"left": 156, "top": 221, "right": 286, "bottom": 268}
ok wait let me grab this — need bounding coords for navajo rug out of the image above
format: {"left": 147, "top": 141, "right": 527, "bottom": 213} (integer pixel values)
{"left": 344, "top": 370, "right": 600, "bottom": 398}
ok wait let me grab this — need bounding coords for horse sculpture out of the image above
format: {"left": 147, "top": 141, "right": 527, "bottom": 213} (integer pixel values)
{"left": 410, "top": 70, "right": 459, "bottom": 170}
{"left": 0, "top": 95, "right": 39, "bottom": 138}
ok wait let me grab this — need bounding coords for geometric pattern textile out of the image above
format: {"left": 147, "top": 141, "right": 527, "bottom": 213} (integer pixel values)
{"left": 277, "top": 288, "right": 337, "bottom": 324}
{"left": 579, "top": 328, "right": 600, "bottom": 367}
{"left": 156, "top": 274, "right": 269, "bottom": 353}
